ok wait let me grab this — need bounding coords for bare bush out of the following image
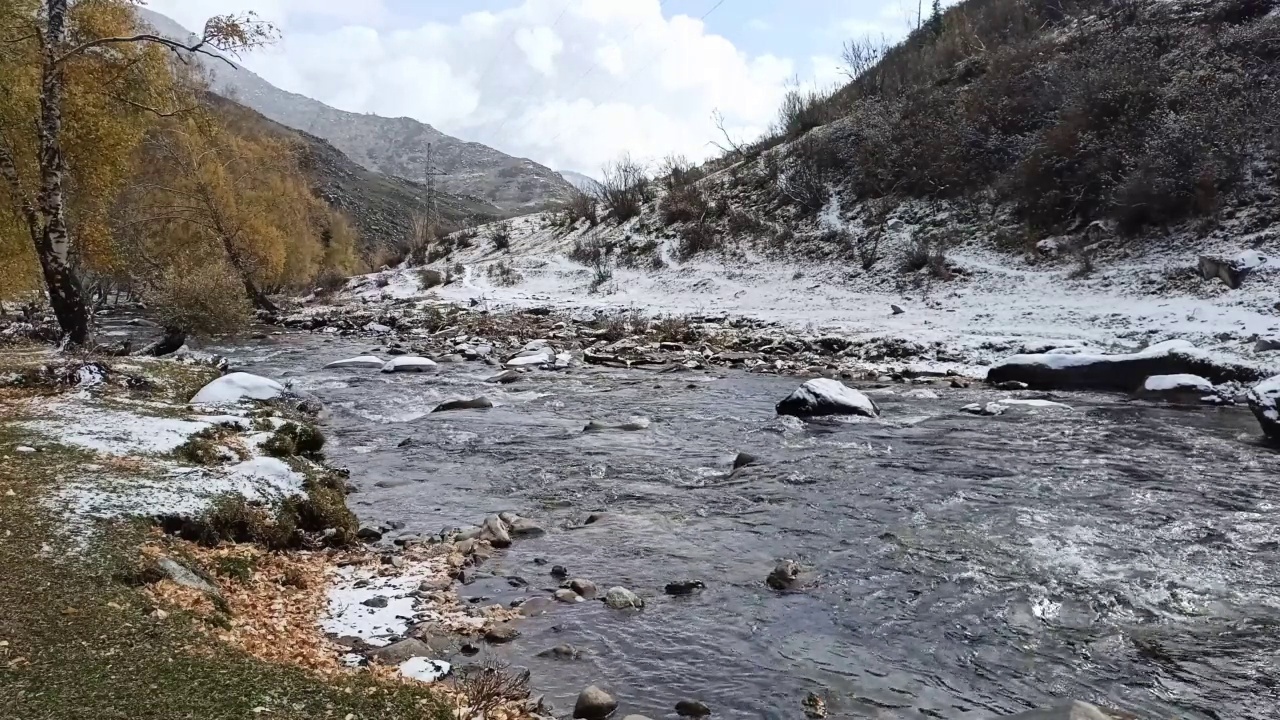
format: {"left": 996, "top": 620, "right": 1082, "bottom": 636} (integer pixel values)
{"left": 600, "top": 155, "right": 652, "bottom": 222}
{"left": 659, "top": 183, "right": 709, "bottom": 225}
{"left": 900, "top": 235, "right": 952, "bottom": 279}
{"left": 774, "top": 82, "right": 838, "bottom": 139}
{"left": 678, "top": 222, "right": 723, "bottom": 259}
{"left": 660, "top": 154, "right": 705, "bottom": 189}
{"left": 560, "top": 187, "right": 599, "bottom": 227}
{"left": 485, "top": 261, "right": 522, "bottom": 286}
{"left": 490, "top": 221, "right": 513, "bottom": 251}
{"left": 453, "top": 658, "right": 531, "bottom": 719}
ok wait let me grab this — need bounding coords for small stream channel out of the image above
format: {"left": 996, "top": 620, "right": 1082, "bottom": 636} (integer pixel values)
{"left": 214, "top": 332, "right": 1280, "bottom": 720}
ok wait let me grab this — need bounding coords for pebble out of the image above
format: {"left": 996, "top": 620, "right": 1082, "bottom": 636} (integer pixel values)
{"left": 573, "top": 685, "right": 618, "bottom": 720}
{"left": 362, "top": 596, "right": 389, "bottom": 608}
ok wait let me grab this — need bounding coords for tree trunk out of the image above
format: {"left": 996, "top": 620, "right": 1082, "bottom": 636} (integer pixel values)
{"left": 35, "top": 0, "right": 92, "bottom": 346}
{"left": 217, "top": 235, "right": 279, "bottom": 314}
{"left": 139, "top": 326, "right": 186, "bottom": 357}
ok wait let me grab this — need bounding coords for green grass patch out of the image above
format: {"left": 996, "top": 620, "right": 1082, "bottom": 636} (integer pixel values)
{"left": 0, "top": 393, "right": 450, "bottom": 720}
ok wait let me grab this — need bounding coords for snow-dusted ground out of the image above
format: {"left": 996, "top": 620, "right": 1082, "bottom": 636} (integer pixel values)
{"left": 343, "top": 204, "right": 1280, "bottom": 377}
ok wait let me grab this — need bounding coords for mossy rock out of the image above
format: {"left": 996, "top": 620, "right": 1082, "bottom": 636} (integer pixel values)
{"left": 262, "top": 422, "right": 326, "bottom": 459}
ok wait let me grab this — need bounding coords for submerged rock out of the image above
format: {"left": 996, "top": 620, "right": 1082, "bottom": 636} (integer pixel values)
{"left": 776, "top": 379, "right": 880, "bottom": 418}
{"left": 1247, "top": 375, "right": 1280, "bottom": 440}
{"left": 1001, "top": 700, "right": 1120, "bottom": 719}
{"left": 574, "top": 685, "right": 618, "bottom": 719}
{"left": 432, "top": 396, "right": 494, "bottom": 412}
{"left": 536, "top": 644, "right": 582, "bottom": 660}
{"left": 987, "top": 340, "right": 1261, "bottom": 391}
{"left": 484, "top": 622, "right": 520, "bottom": 643}
{"left": 480, "top": 515, "right": 511, "bottom": 548}
{"left": 675, "top": 700, "right": 711, "bottom": 717}
{"left": 487, "top": 369, "right": 522, "bottom": 383}
{"left": 569, "top": 578, "right": 598, "bottom": 599}
{"left": 583, "top": 418, "right": 652, "bottom": 432}
{"left": 961, "top": 402, "right": 1005, "bottom": 417}
{"left": 732, "top": 452, "right": 758, "bottom": 471}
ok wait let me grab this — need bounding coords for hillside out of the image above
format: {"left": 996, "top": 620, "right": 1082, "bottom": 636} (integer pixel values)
{"left": 204, "top": 94, "right": 503, "bottom": 253}
{"left": 352, "top": 0, "right": 1280, "bottom": 375}
{"left": 136, "top": 9, "right": 575, "bottom": 213}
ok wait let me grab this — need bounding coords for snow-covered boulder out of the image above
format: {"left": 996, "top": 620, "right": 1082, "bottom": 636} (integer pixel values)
{"left": 381, "top": 356, "right": 438, "bottom": 373}
{"left": 506, "top": 349, "right": 553, "bottom": 368}
{"left": 190, "top": 373, "right": 285, "bottom": 405}
{"left": 987, "top": 340, "right": 1257, "bottom": 391}
{"left": 1198, "top": 250, "right": 1267, "bottom": 289}
{"left": 776, "top": 379, "right": 880, "bottom": 418}
{"left": 1247, "top": 375, "right": 1280, "bottom": 440}
{"left": 1136, "top": 374, "right": 1214, "bottom": 401}
{"left": 324, "top": 356, "right": 385, "bottom": 370}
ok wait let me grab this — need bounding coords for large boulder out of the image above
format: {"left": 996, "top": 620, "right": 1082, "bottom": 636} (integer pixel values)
{"left": 190, "top": 372, "right": 285, "bottom": 405}
{"left": 432, "top": 396, "right": 494, "bottom": 412}
{"left": 574, "top": 685, "right": 618, "bottom": 719}
{"left": 776, "top": 379, "right": 880, "bottom": 418}
{"left": 1247, "top": 375, "right": 1280, "bottom": 440}
{"left": 603, "top": 586, "right": 644, "bottom": 610}
{"left": 1198, "top": 250, "right": 1266, "bottom": 289}
{"left": 987, "top": 340, "right": 1261, "bottom": 391}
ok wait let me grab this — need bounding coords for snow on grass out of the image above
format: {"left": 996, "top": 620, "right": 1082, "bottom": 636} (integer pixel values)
{"left": 49, "top": 458, "right": 306, "bottom": 523}
{"left": 21, "top": 402, "right": 216, "bottom": 456}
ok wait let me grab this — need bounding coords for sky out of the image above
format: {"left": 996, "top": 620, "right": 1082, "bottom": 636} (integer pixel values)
{"left": 145, "top": 0, "right": 929, "bottom": 177}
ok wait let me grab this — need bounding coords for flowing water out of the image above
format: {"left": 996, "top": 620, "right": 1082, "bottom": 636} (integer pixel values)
{"left": 220, "top": 333, "right": 1280, "bottom": 719}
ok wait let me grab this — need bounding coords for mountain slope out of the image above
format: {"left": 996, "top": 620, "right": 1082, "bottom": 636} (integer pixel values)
{"left": 204, "top": 93, "right": 502, "bottom": 253}
{"left": 137, "top": 9, "right": 574, "bottom": 213}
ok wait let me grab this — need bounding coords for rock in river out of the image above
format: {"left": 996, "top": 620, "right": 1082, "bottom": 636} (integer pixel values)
{"left": 1247, "top": 375, "right": 1280, "bottom": 440}
{"left": 766, "top": 560, "right": 808, "bottom": 591}
{"left": 432, "top": 396, "right": 494, "bottom": 412}
{"left": 776, "top": 379, "right": 880, "bottom": 418}
{"left": 569, "top": 578, "right": 598, "bottom": 599}
{"left": 368, "top": 638, "right": 436, "bottom": 665}
{"left": 574, "top": 685, "right": 618, "bottom": 719}
{"left": 484, "top": 622, "right": 520, "bottom": 644}
{"left": 324, "top": 355, "right": 386, "bottom": 369}
{"left": 986, "top": 340, "right": 1260, "bottom": 391}
{"left": 732, "top": 452, "right": 757, "bottom": 471}
{"left": 1135, "top": 374, "right": 1214, "bottom": 401}
{"left": 381, "top": 356, "right": 438, "bottom": 373}
{"left": 675, "top": 700, "right": 711, "bottom": 717}
{"left": 665, "top": 580, "right": 706, "bottom": 596}
{"left": 480, "top": 515, "right": 511, "bottom": 548}
{"left": 603, "top": 586, "right": 644, "bottom": 609}
{"left": 1002, "top": 700, "right": 1121, "bottom": 719}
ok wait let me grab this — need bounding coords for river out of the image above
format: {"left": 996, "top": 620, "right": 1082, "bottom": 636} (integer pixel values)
{"left": 216, "top": 332, "right": 1280, "bottom": 719}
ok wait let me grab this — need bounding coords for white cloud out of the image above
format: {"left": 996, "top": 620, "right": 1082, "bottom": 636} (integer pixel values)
{"left": 144, "top": 0, "right": 812, "bottom": 177}
{"left": 747, "top": 18, "right": 772, "bottom": 31}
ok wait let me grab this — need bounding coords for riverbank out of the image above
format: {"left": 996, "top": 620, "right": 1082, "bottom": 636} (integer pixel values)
{"left": 0, "top": 344, "right": 540, "bottom": 720}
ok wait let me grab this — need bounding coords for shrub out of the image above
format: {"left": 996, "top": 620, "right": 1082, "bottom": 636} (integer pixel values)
{"left": 560, "top": 187, "right": 599, "bottom": 227}
{"left": 659, "top": 154, "right": 706, "bottom": 189}
{"left": 313, "top": 269, "right": 348, "bottom": 295}
{"left": 677, "top": 222, "right": 722, "bottom": 259}
{"left": 490, "top": 221, "right": 513, "bottom": 251}
{"left": 900, "top": 236, "right": 952, "bottom": 279}
{"left": 147, "top": 260, "right": 252, "bottom": 338}
{"left": 418, "top": 267, "right": 447, "bottom": 289}
{"left": 175, "top": 427, "right": 228, "bottom": 465}
{"left": 453, "top": 658, "right": 531, "bottom": 719}
{"left": 262, "top": 422, "right": 326, "bottom": 459}
{"left": 486, "top": 261, "right": 522, "bottom": 286}
{"left": 599, "top": 155, "right": 652, "bottom": 222}
{"left": 774, "top": 83, "right": 838, "bottom": 139}
{"left": 659, "top": 183, "right": 709, "bottom": 225}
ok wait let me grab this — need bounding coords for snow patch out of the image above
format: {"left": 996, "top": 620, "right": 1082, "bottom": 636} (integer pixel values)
{"left": 1142, "top": 374, "right": 1213, "bottom": 393}
{"left": 325, "top": 356, "right": 386, "bottom": 370}
{"left": 399, "top": 657, "right": 451, "bottom": 682}
{"left": 321, "top": 566, "right": 422, "bottom": 647}
{"left": 381, "top": 356, "right": 438, "bottom": 373}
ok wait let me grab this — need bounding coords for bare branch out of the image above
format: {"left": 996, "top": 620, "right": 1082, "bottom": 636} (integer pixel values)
{"left": 110, "top": 95, "right": 198, "bottom": 118}
{"left": 55, "top": 13, "right": 276, "bottom": 67}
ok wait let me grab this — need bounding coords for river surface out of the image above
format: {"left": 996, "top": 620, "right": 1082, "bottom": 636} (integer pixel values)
{"left": 217, "top": 332, "right": 1280, "bottom": 720}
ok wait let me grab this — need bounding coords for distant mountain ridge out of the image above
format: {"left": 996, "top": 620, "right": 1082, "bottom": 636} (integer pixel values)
{"left": 137, "top": 9, "right": 574, "bottom": 213}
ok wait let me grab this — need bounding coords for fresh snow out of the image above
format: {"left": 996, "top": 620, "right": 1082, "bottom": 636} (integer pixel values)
{"left": 381, "top": 356, "right": 438, "bottom": 373}
{"left": 777, "top": 379, "right": 880, "bottom": 418}
{"left": 1142, "top": 374, "right": 1213, "bottom": 393}
{"left": 324, "top": 355, "right": 386, "bottom": 369}
{"left": 321, "top": 566, "right": 423, "bottom": 647}
{"left": 1248, "top": 375, "right": 1280, "bottom": 423}
{"left": 399, "top": 657, "right": 451, "bottom": 682}
{"left": 22, "top": 403, "right": 215, "bottom": 455}
{"left": 190, "top": 372, "right": 285, "bottom": 405}
{"left": 505, "top": 350, "right": 552, "bottom": 368}
{"left": 995, "top": 340, "right": 1195, "bottom": 372}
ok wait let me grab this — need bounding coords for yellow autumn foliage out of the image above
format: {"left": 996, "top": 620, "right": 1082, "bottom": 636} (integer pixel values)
{"left": 0, "top": 0, "right": 176, "bottom": 301}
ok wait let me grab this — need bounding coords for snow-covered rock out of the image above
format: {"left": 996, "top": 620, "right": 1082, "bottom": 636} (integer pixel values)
{"left": 381, "top": 356, "right": 438, "bottom": 373}
{"left": 962, "top": 402, "right": 1005, "bottom": 416}
{"left": 506, "top": 349, "right": 553, "bottom": 368}
{"left": 190, "top": 373, "right": 285, "bottom": 405}
{"left": 987, "top": 340, "right": 1253, "bottom": 391}
{"left": 776, "top": 379, "right": 880, "bottom": 418}
{"left": 324, "top": 355, "right": 385, "bottom": 370}
{"left": 1137, "top": 374, "right": 1214, "bottom": 400}
{"left": 1247, "top": 375, "right": 1280, "bottom": 440}
{"left": 1198, "top": 250, "right": 1268, "bottom": 289}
